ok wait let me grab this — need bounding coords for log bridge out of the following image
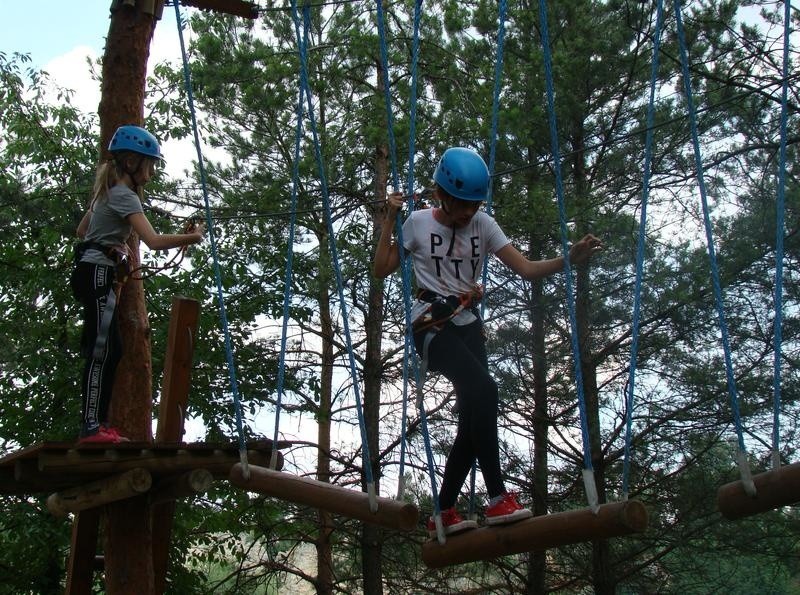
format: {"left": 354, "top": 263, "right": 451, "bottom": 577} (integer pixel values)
{"left": 717, "top": 461, "right": 800, "bottom": 520}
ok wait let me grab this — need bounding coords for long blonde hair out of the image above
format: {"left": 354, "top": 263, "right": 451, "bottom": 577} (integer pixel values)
{"left": 91, "top": 151, "right": 142, "bottom": 205}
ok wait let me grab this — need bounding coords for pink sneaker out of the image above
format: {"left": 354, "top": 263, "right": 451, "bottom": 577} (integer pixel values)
{"left": 485, "top": 492, "right": 532, "bottom": 526}
{"left": 78, "top": 426, "right": 126, "bottom": 444}
{"left": 426, "top": 507, "right": 478, "bottom": 537}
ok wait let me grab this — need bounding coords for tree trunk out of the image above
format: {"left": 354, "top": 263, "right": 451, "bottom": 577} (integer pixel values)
{"left": 316, "top": 238, "right": 334, "bottom": 595}
{"left": 572, "top": 127, "right": 613, "bottom": 595}
{"left": 98, "top": 3, "right": 158, "bottom": 593}
{"left": 360, "top": 141, "right": 390, "bottom": 593}
{"left": 527, "top": 241, "right": 548, "bottom": 595}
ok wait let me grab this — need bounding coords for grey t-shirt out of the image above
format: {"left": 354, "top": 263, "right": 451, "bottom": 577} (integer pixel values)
{"left": 81, "top": 184, "right": 144, "bottom": 266}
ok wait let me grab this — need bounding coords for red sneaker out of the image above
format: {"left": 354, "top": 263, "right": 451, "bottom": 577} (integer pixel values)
{"left": 101, "top": 425, "right": 131, "bottom": 442}
{"left": 78, "top": 426, "right": 124, "bottom": 444}
{"left": 426, "top": 507, "right": 478, "bottom": 537}
{"left": 485, "top": 492, "right": 532, "bottom": 526}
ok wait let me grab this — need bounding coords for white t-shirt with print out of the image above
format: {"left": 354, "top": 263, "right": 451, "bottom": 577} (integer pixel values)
{"left": 401, "top": 208, "right": 510, "bottom": 325}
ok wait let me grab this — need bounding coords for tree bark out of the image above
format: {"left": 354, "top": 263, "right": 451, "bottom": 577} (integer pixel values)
{"left": 98, "top": 2, "right": 158, "bottom": 593}
{"left": 527, "top": 240, "right": 548, "bottom": 595}
{"left": 572, "top": 125, "right": 613, "bottom": 595}
{"left": 316, "top": 238, "right": 335, "bottom": 595}
{"left": 360, "top": 118, "right": 391, "bottom": 595}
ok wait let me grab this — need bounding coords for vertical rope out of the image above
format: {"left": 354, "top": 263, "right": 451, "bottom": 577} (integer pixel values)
{"left": 291, "top": 1, "right": 377, "bottom": 509}
{"left": 622, "top": 0, "right": 664, "bottom": 500}
{"left": 537, "top": 0, "right": 596, "bottom": 510}
{"left": 173, "top": 0, "right": 249, "bottom": 476}
{"left": 673, "top": 0, "right": 754, "bottom": 495}
{"left": 471, "top": 0, "right": 507, "bottom": 519}
{"left": 396, "top": 0, "right": 425, "bottom": 502}
{"left": 375, "top": 0, "right": 444, "bottom": 537}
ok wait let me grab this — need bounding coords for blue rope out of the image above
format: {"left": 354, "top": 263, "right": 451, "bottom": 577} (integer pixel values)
{"left": 397, "top": 1, "right": 424, "bottom": 497}
{"left": 173, "top": 1, "right": 248, "bottom": 464}
{"left": 471, "top": 0, "right": 507, "bottom": 518}
{"left": 771, "top": 0, "right": 790, "bottom": 461}
{"left": 482, "top": 0, "right": 507, "bottom": 223}
{"left": 673, "top": 0, "right": 746, "bottom": 453}
{"left": 622, "top": 0, "right": 664, "bottom": 499}
{"left": 271, "top": 14, "right": 309, "bottom": 468}
{"left": 290, "top": 1, "right": 375, "bottom": 488}
{"left": 537, "top": 0, "right": 593, "bottom": 472}
{"left": 375, "top": 0, "right": 442, "bottom": 513}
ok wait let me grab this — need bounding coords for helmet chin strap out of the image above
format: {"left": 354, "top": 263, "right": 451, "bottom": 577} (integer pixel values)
{"left": 118, "top": 155, "right": 146, "bottom": 192}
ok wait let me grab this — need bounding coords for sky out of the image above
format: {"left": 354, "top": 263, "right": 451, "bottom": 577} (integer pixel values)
{"left": 0, "top": 0, "right": 194, "bottom": 176}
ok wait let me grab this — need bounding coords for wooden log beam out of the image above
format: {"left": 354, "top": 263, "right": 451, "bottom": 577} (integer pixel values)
{"left": 149, "top": 469, "right": 213, "bottom": 506}
{"left": 179, "top": 0, "right": 259, "bottom": 18}
{"left": 46, "top": 468, "right": 152, "bottom": 518}
{"left": 37, "top": 447, "right": 275, "bottom": 477}
{"left": 717, "top": 462, "right": 800, "bottom": 520}
{"left": 421, "top": 500, "right": 649, "bottom": 568}
{"left": 229, "top": 463, "right": 419, "bottom": 532}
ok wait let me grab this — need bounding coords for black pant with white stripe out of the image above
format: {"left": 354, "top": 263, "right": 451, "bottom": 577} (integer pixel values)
{"left": 72, "top": 262, "right": 121, "bottom": 437}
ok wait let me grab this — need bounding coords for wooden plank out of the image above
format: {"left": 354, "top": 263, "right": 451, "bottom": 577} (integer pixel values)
{"left": 229, "top": 463, "right": 419, "bottom": 532}
{"left": 37, "top": 447, "right": 276, "bottom": 477}
{"left": 47, "top": 468, "right": 152, "bottom": 517}
{"left": 0, "top": 441, "right": 286, "bottom": 495}
{"left": 717, "top": 461, "right": 800, "bottom": 520}
{"left": 421, "top": 500, "right": 649, "bottom": 568}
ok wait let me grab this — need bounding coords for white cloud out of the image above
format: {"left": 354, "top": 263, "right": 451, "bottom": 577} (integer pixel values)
{"left": 43, "top": 45, "right": 102, "bottom": 116}
{"left": 38, "top": 13, "right": 200, "bottom": 177}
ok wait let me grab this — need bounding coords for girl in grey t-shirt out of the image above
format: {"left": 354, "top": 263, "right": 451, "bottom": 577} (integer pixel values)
{"left": 71, "top": 125, "right": 205, "bottom": 444}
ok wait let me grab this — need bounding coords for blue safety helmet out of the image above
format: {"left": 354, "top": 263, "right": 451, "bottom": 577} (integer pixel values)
{"left": 433, "top": 147, "right": 489, "bottom": 201}
{"left": 108, "top": 125, "right": 164, "bottom": 161}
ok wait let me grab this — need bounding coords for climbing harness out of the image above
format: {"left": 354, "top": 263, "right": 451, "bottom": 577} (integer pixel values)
{"left": 412, "top": 285, "right": 484, "bottom": 410}
{"left": 412, "top": 286, "right": 484, "bottom": 335}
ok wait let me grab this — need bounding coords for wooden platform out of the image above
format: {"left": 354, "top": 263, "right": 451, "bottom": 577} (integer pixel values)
{"left": 0, "top": 439, "right": 289, "bottom": 495}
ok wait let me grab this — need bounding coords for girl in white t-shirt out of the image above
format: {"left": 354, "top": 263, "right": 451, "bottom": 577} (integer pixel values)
{"left": 71, "top": 125, "right": 205, "bottom": 444}
{"left": 374, "top": 147, "right": 601, "bottom": 536}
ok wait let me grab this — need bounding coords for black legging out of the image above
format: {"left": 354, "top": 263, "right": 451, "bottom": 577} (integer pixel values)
{"left": 71, "top": 262, "right": 122, "bottom": 435}
{"left": 415, "top": 318, "right": 506, "bottom": 509}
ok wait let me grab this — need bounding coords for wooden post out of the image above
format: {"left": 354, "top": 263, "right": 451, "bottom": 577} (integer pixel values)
{"left": 65, "top": 508, "right": 101, "bottom": 595}
{"left": 153, "top": 297, "right": 200, "bottom": 594}
{"left": 47, "top": 468, "right": 152, "bottom": 518}
{"left": 155, "top": 297, "right": 200, "bottom": 442}
{"left": 421, "top": 500, "right": 649, "bottom": 568}
{"left": 229, "top": 463, "right": 419, "bottom": 532}
{"left": 717, "top": 462, "right": 800, "bottom": 520}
